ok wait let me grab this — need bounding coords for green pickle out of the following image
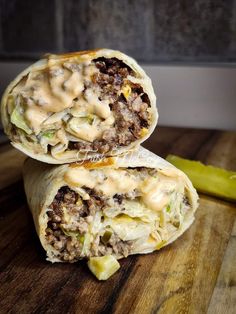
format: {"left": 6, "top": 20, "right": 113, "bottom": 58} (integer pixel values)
{"left": 166, "top": 154, "right": 236, "bottom": 202}
{"left": 101, "top": 230, "right": 112, "bottom": 244}
{"left": 77, "top": 234, "right": 85, "bottom": 244}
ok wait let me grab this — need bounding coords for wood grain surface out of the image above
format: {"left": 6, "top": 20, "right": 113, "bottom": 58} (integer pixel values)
{"left": 0, "top": 126, "right": 235, "bottom": 314}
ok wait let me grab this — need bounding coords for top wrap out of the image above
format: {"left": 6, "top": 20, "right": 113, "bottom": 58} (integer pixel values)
{"left": 1, "top": 49, "right": 157, "bottom": 164}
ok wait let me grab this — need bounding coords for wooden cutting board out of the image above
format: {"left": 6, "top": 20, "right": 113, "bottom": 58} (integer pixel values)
{"left": 0, "top": 126, "right": 236, "bottom": 314}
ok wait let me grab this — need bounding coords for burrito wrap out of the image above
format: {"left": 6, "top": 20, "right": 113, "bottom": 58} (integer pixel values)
{"left": 2, "top": 49, "right": 157, "bottom": 164}
{"left": 23, "top": 147, "right": 198, "bottom": 263}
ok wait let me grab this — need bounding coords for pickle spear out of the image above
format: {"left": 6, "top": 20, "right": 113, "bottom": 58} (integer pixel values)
{"left": 166, "top": 154, "right": 236, "bottom": 202}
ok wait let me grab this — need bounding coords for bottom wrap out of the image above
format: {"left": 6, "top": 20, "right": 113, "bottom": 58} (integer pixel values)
{"left": 23, "top": 147, "right": 198, "bottom": 263}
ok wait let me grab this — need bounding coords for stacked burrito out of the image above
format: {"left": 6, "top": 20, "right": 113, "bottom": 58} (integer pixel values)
{"left": 1, "top": 49, "right": 198, "bottom": 280}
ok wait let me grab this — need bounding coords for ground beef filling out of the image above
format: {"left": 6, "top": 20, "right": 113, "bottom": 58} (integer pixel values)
{"left": 70, "top": 57, "right": 151, "bottom": 153}
{"left": 45, "top": 186, "right": 132, "bottom": 262}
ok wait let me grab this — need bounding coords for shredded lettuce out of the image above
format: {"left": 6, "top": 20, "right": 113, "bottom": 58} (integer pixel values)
{"left": 7, "top": 95, "right": 15, "bottom": 115}
{"left": 110, "top": 215, "right": 152, "bottom": 241}
{"left": 69, "top": 115, "right": 95, "bottom": 130}
{"left": 61, "top": 228, "right": 76, "bottom": 237}
{"left": 10, "top": 107, "right": 32, "bottom": 134}
{"left": 159, "top": 211, "right": 166, "bottom": 228}
{"left": 166, "top": 204, "right": 171, "bottom": 213}
{"left": 81, "top": 233, "right": 91, "bottom": 255}
{"left": 156, "top": 240, "right": 167, "bottom": 250}
{"left": 86, "top": 114, "right": 96, "bottom": 125}
{"left": 117, "top": 199, "right": 157, "bottom": 223}
{"left": 41, "top": 130, "right": 55, "bottom": 139}
{"left": 77, "top": 116, "right": 94, "bottom": 125}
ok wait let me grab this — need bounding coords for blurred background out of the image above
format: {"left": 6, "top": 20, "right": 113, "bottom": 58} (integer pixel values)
{"left": 0, "top": 0, "right": 235, "bottom": 130}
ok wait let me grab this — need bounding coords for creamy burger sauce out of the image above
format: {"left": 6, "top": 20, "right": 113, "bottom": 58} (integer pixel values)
{"left": 11, "top": 63, "right": 113, "bottom": 135}
{"left": 64, "top": 167, "right": 184, "bottom": 211}
{"left": 7, "top": 56, "right": 152, "bottom": 157}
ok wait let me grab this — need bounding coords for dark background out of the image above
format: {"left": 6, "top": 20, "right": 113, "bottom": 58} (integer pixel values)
{"left": 0, "top": 0, "right": 235, "bottom": 63}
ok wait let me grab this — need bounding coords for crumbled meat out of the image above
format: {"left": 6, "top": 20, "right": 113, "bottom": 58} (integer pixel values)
{"left": 70, "top": 57, "right": 151, "bottom": 153}
{"left": 46, "top": 186, "right": 109, "bottom": 260}
{"left": 92, "top": 139, "right": 111, "bottom": 154}
{"left": 45, "top": 184, "right": 136, "bottom": 261}
{"left": 50, "top": 186, "right": 77, "bottom": 214}
{"left": 113, "top": 194, "right": 123, "bottom": 204}
{"left": 124, "top": 189, "right": 141, "bottom": 200}
{"left": 68, "top": 141, "right": 94, "bottom": 152}
{"left": 94, "top": 57, "right": 132, "bottom": 79}
{"left": 108, "top": 233, "right": 132, "bottom": 257}
{"left": 113, "top": 101, "right": 142, "bottom": 140}
{"left": 102, "top": 128, "right": 116, "bottom": 142}
{"left": 46, "top": 186, "right": 89, "bottom": 261}
{"left": 97, "top": 233, "right": 132, "bottom": 258}
{"left": 183, "top": 196, "right": 190, "bottom": 206}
